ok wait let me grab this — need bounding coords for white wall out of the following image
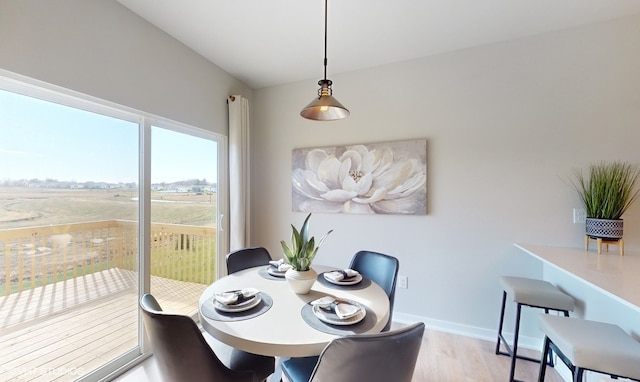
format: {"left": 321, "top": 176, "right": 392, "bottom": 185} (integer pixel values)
{"left": 2, "top": 0, "right": 639, "bottom": 348}
{"left": 0, "top": 0, "right": 251, "bottom": 134}
{"left": 251, "top": 14, "right": 640, "bottom": 344}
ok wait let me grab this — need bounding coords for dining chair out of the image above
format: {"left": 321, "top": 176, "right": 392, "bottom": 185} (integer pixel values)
{"left": 226, "top": 246, "right": 272, "bottom": 274}
{"left": 139, "top": 293, "right": 274, "bottom": 382}
{"left": 349, "top": 250, "right": 399, "bottom": 331}
{"left": 281, "top": 322, "right": 425, "bottom": 382}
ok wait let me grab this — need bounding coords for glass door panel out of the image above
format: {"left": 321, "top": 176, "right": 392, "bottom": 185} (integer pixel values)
{"left": 149, "top": 126, "right": 218, "bottom": 317}
{"left": 0, "top": 89, "right": 139, "bottom": 380}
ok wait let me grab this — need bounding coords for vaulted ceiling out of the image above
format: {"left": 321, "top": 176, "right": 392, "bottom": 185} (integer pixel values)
{"left": 117, "top": 0, "right": 640, "bottom": 89}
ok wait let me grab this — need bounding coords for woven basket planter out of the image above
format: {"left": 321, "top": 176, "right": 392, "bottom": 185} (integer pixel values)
{"left": 586, "top": 218, "right": 624, "bottom": 239}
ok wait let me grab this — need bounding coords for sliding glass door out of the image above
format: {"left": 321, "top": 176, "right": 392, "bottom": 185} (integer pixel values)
{"left": 0, "top": 77, "right": 226, "bottom": 381}
{"left": 0, "top": 87, "right": 141, "bottom": 380}
{"left": 148, "top": 125, "right": 219, "bottom": 316}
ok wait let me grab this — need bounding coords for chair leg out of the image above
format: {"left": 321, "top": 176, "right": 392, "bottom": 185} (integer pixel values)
{"left": 508, "top": 304, "right": 522, "bottom": 382}
{"left": 496, "top": 291, "right": 507, "bottom": 355}
{"left": 573, "top": 367, "right": 583, "bottom": 382}
{"left": 538, "top": 336, "right": 551, "bottom": 382}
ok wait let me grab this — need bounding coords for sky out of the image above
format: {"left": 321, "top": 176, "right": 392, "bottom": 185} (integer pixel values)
{"left": 0, "top": 89, "right": 217, "bottom": 184}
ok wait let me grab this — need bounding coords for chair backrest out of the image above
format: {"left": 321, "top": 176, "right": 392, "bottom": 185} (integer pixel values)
{"left": 139, "top": 294, "right": 254, "bottom": 382}
{"left": 309, "top": 322, "right": 425, "bottom": 382}
{"left": 226, "top": 246, "right": 272, "bottom": 274}
{"left": 349, "top": 250, "right": 399, "bottom": 331}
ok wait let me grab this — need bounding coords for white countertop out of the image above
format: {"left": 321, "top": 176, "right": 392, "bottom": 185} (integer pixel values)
{"left": 514, "top": 244, "right": 640, "bottom": 311}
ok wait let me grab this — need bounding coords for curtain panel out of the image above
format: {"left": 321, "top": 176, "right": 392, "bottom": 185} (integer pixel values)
{"left": 228, "top": 95, "right": 250, "bottom": 251}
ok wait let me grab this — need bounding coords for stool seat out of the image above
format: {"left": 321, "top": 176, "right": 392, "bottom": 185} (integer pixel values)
{"left": 538, "top": 315, "right": 640, "bottom": 381}
{"left": 496, "top": 276, "right": 575, "bottom": 382}
{"left": 500, "top": 276, "right": 575, "bottom": 311}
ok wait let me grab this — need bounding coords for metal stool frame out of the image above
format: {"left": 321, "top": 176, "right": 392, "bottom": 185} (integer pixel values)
{"left": 538, "top": 332, "right": 640, "bottom": 382}
{"left": 495, "top": 290, "right": 570, "bottom": 382}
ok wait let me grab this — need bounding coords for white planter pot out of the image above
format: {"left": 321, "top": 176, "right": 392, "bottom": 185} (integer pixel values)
{"left": 284, "top": 268, "right": 317, "bottom": 294}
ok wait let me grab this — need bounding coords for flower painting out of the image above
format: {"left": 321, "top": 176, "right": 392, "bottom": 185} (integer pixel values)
{"left": 291, "top": 139, "right": 427, "bottom": 215}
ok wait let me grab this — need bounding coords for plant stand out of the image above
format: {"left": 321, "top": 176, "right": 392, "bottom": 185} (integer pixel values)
{"left": 584, "top": 235, "right": 624, "bottom": 256}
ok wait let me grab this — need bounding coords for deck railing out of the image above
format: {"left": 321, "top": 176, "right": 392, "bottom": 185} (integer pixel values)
{"left": 0, "top": 220, "right": 217, "bottom": 296}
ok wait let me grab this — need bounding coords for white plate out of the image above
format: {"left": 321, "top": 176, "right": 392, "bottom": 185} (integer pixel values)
{"left": 266, "top": 266, "right": 287, "bottom": 278}
{"left": 323, "top": 272, "right": 363, "bottom": 286}
{"left": 312, "top": 301, "right": 366, "bottom": 326}
{"left": 213, "top": 294, "right": 262, "bottom": 312}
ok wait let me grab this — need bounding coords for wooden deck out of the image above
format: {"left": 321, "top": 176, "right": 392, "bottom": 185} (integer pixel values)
{"left": 0, "top": 268, "right": 206, "bottom": 382}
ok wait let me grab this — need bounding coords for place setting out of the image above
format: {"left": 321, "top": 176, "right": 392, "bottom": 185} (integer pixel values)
{"left": 258, "top": 258, "right": 292, "bottom": 280}
{"left": 301, "top": 295, "right": 376, "bottom": 335}
{"left": 200, "top": 287, "right": 273, "bottom": 321}
{"left": 317, "top": 268, "right": 371, "bottom": 290}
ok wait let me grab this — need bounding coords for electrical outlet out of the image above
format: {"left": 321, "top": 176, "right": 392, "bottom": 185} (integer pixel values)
{"left": 573, "top": 208, "right": 586, "bottom": 224}
{"left": 398, "top": 275, "right": 408, "bottom": 289}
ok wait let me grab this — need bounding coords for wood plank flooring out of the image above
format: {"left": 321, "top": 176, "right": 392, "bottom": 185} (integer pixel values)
{"left": 1, "top": 270, "right": 566, "bottom": 382}
{"left": 412, "top": 329, "right": 565, "bottom": 382}
{"left": 115, "top": 327, "right": 567, "bottom": 382}
{"left": 0, "top": 269, "right": 205, "bottom": 382}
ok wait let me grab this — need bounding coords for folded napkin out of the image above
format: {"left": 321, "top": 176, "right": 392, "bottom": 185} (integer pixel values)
{"left": 311, "top": 296, "right": 336, "bottom": 308}
{"left": 324, "top": 269, "right": 360, "bottom": 282}
{"left": 334, "top": 303, "right": 360, "bottom": 319}
{"left": 311, "top": 296, "right": 360, "bottom": 319}
{"left": 269, "top": 259, "right": 293, "bottom": 272}
{"left": 214, "top": 287, "right": 260, "bottom": 305}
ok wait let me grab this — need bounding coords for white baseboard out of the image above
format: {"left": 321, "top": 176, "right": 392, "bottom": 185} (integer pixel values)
{"left": 392, "top": 312, "right": 544, "bottom": 351}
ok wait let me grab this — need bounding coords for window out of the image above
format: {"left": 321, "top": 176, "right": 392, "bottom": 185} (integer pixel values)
{"left": 0, "top": 75, "right": 226, "bottom": 381}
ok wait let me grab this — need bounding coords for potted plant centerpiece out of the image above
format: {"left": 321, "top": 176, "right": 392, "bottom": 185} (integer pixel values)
{"left": 280, "top": 213, "right": 332, "bottom": 294}
{"left": 571, "top": 161, "right": 640, "bottom": 242}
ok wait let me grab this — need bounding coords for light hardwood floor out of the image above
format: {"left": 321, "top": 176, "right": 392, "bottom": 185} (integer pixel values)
{"left": 1, "top": 269, "right": 566, "bottom": 382}
{"left": 114, "top": 327, "right": 566, "bottom": 382}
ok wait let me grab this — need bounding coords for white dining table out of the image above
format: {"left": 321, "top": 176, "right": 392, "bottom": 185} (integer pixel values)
{"left": 198, "top": 264, "right": 390, "bottom": 358}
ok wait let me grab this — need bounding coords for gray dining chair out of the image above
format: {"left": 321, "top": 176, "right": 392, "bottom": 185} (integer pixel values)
{"left": 349, "top": 250, "right": 399, "bottom": 331}
{"left": 281, "top": 322, "right": 425, "bottom": 382}
{"left": 140, "top": 293, "right": 274, "bottom": 382}
{"left": 226, "top": 246, "right": 272, "bottom": 274}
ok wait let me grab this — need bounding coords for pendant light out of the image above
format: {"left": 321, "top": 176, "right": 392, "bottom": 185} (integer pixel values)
{"left": 300, "top": 0, "right": 350, "bottom": 121}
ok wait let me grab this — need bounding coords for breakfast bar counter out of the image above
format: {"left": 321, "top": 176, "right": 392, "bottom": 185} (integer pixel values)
{"left": 514, "top": 243, "right": 640, "bottom": 312}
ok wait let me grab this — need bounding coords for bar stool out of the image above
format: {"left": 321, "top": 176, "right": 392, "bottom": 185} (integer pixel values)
{"left": 496, "top": 276, "right": 575, "bottom": 382}
{"left": 538, "top": 315, "right": 640, "bottom": 382}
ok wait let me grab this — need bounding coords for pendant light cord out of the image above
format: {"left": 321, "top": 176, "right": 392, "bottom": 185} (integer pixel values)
{"left": 323, "top": 0, "right": 328, "bottom": 81}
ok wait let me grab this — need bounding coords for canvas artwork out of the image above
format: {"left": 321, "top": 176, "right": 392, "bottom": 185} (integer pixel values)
{"left": 291, "top": 139, "right": 427, "bottom": 215}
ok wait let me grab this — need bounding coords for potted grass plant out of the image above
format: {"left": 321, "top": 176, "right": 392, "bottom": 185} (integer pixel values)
{"left": 571, "top": 161, "right": 640, "bottom": 240}
{"left": 280, "top": 213, "right": 332, "bottom": 294}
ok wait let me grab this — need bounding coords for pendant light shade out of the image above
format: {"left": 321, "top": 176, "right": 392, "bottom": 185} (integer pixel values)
{"left": 300, "top": 79, "right": 349, "bottom": 121}
{"left": 300, "top": 0, "right": 349, "bottom": 121}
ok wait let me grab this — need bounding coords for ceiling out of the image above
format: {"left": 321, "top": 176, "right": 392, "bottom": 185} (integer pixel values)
{"left": 116, "top": 0, "right": 640, "bottom": 90}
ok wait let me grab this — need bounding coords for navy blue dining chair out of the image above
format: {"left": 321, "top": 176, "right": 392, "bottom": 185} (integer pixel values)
{"left": 281, "top": 322, "right": 425, "bottom": 382}
{"left": 226, "top": 246, "right": 272, "bottom": 275}
{"left": 349, "top": 250, "right": 399, "bottom": 331}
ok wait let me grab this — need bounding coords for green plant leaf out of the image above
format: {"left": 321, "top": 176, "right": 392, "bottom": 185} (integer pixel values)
{"left": 570, "top": 161, "right": 640, "bottom": 219}
{"left": 280, "top": 213, "right": 332, "bottom": 271}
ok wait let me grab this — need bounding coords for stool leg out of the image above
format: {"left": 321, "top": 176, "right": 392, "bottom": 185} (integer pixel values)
{"left": 508, "top": 303, "right": 522, "bottom": 382}
{"left": 542, "top": 308, "right": 554, "bottom": 367}
{"left": 538, "top": 336, "right": 551, "bottom": 382}
{"left": 495, "top": 291, "right": 507, "bottom": 355}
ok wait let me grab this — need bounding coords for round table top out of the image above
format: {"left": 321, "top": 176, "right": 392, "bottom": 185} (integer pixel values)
{"left": 198, "top": 264, "right": 390, "bottom": 357}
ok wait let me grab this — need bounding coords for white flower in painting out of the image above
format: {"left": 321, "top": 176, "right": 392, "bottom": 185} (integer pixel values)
{"left": 292, "top": 145, "right": 426, "bottom": 214}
